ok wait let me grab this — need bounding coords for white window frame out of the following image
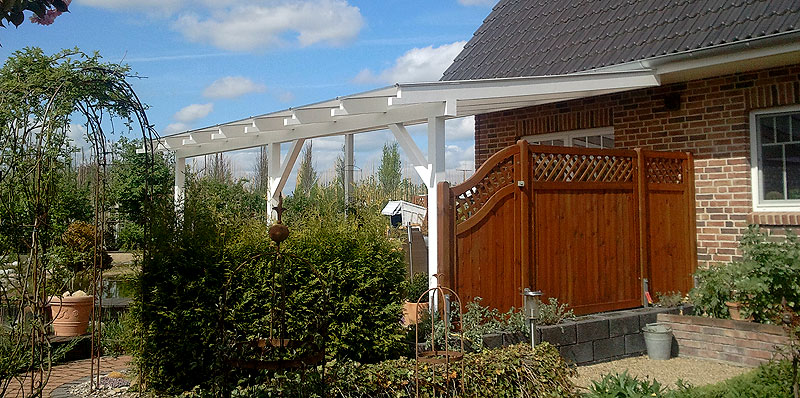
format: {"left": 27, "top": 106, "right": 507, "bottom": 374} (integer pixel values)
{"left": 749, "top": 104, "right": 800, "bottom": 212}
{"left": 522, "top": 126, "right": 615, "bottom": 148}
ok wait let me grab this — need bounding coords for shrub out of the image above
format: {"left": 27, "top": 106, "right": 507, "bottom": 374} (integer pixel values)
{"left": 404, "top": 272, "right": 429, "bottom": 302}
{"left": 459, "top": 297, "right": 525, "bottom": 351}
{"left": 536, "top": 297, "right": 575, "bottom": 326}
{"left": 689, "top": 264, "right": 734, "bottom": 318}
{"left": 584, "top": 371, "right": 666, "bottom": 398}
{"left": 185, "top": 343, "right": 579, "bottom": 398}
{"left": 689, "top": 226, "right": 800, "bottom": 323}
{"left": 135, "top": 191, "right": 407, "bottom": 393}
{"left": 655, "top": 291, "right": 684, "bottom": 308}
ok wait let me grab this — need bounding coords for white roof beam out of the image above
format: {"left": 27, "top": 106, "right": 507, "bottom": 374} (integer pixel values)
{"left": 176, "top": 102, "right": 446, "bottom": 158}
{"left": 332, "top": 97, "right": 391, "bottom": 116}
{"left": 288, "top": 107, "right": 336, "bottom": 125}
{"left": 253, "top": 116, "right": 291, "bottom": 131}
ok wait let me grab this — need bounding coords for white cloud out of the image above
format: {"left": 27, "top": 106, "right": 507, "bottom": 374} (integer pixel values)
{"left": 353, "top": 41, "right": 466, "bottom": 84}
{"left": 276, "top": 90, "right": 295, "bottom": 103}
{"left": 173, "top": 103, "right": 214, "bottom": 123}
{"left": 173, "top": 0, "right": 364, "bottom": 52}
{"left": 446, "top": 116, "right": 475, "bottom": 141}
{"left": 457, "top": 0, "right": 495, "bottom": 5}
{"left": 66, "top": 124, "right": 90, "bottom": 152}
{"left": 203, "top": 76, "right": 266, "bottom": 99}
{"left": 163, "top": 122, "right": 190, "bottom": 135}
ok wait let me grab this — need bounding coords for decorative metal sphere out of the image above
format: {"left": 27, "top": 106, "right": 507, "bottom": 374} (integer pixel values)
{"left": 269, "top": 223, "right": 290, "bottom": 243}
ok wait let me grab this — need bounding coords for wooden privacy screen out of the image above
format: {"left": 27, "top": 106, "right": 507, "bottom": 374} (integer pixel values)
{"left": 437, "top": 140, "right": 697, "bottom": 315}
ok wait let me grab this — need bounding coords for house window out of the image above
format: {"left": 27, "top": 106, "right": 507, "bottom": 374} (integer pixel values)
{"left": 750, "top": 106, "right": 800, "bottom": 211}
{"left": 523, "top": 127, "right": 615, "bottom": 149}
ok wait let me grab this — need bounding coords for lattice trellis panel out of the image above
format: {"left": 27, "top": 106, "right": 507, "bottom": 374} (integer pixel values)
{"left": 645, "top": 157, "right": 684, "bottom": 184}
{"left": 530, "top": 152, "right": 635, "bottom": 183}
{"left": 454, "top": 156, "right": 515, "bottom": 223}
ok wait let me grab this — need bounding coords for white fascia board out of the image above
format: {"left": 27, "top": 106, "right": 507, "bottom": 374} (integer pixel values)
{"left": 391, "top": 70, "right": 659, "bottom": 105}
{"left": 175, "top": 102, "right": 446, "bottom": 158}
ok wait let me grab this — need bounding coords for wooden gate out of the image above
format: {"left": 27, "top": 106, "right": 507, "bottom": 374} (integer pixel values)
{"left": 437, "top": 140, "right": 696, "bottom": 315}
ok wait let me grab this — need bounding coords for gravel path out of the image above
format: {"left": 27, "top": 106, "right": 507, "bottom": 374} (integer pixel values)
{"left": 572, "top": 356, "right": 751, "bottom": 390}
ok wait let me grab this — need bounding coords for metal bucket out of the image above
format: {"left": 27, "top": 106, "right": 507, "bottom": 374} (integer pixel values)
{"left": 642, "top": 322, "right": 672, "bottom": 360}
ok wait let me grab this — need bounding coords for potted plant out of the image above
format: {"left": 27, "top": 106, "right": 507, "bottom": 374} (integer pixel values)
{"left": 402, "top": 273, "right": 429, "bottom": 326}
{"left": 45, "top": 221, "right": 112, "bottom": 336}
{"left": 48, "top": 290, "right": 94, "bottom": 336}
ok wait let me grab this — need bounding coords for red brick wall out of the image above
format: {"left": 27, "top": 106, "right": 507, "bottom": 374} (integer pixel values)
{"left": 474, "top": 64, "right": 800, "bottom": 265}
{"left": 657, "top": 313, "right": 788, "bottom": 367}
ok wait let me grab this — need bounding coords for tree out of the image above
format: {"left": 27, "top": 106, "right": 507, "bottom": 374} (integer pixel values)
{"left": 253, "top": 145, "right": 269, "bottom": 195}
{"left": 108, "top": 137, "right": 172, "bottom": 249}
{"left": 295, "top": 141, "right": 317, "bottom": 195}
{"left": 378, "top": 141, "right": 402, "bottom": 193}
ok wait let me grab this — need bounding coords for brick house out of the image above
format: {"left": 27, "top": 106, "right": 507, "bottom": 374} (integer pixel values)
{"left": 442, "top": 0, "right": 800, "bottom": 265}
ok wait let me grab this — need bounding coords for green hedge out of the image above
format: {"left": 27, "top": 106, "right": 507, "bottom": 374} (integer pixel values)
{"left": 134, "top": 179, "right": 407, "bottom": 393}
{"left": 186, "top": 343, "right": 578, "bottom": 398}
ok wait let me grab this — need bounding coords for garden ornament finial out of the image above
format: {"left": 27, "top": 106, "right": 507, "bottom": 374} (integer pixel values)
{"left": 269, "top": 194, "right": 289, "bottom": 244}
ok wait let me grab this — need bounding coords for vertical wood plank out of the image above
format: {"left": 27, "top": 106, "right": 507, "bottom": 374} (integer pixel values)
{"left": 635, "top": 148, "right": 648, "bottom": 306}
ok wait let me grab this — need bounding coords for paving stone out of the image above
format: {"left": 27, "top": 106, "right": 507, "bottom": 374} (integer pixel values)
{"left": 575, "top": 316, "right": 609, "bottom": 343}
{"left": 539, "top": 322, "right": 576, "bottom": 347}
{"left": 559, "top": 342, "right": 594, "bottom": 364}
{"left": 593, "top": 336, "right": 625, "bottom": 360}
{"left": 625, "top": 333, "right": 646, "bottom": 354}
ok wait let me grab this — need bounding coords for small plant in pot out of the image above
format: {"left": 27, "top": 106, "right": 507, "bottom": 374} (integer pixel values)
{"left": 46, "top": 221, "right": 113, "bottom": 336}
{"left": 401, "top": 272, "right": 429, "bottom": 326}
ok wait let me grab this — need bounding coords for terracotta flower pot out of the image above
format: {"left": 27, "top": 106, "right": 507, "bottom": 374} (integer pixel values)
{"left": 725, "top": 301, "right": 753, "bottom": 322}
{"left": 402, "top": 301, "right": 429, "bottom": 326}
{"left": 48, "top": 295, "right": 94, "bottom": 336}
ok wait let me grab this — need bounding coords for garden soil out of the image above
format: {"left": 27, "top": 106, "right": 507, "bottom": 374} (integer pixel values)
{"left": 572, "top": 356, "right": 750, "bottom": 390}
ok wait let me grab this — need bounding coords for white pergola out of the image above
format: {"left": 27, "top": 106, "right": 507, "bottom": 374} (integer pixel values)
{"left": 152, "top": 70, "right": 660, "bottom": 288}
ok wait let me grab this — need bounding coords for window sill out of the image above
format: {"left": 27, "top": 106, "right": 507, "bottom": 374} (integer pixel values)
{"left": 747, "top": 212, "right": 800, "bottom": 226}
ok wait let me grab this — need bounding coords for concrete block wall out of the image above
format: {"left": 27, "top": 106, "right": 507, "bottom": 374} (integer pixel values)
{"left": 482, "top": 306, "right": 690, "bottom": 365}
{"left": 657, "top": 313, "right": 790, "bottom": 367}
{"left": 473, "top": 64, "right": 800, "bottom": 266}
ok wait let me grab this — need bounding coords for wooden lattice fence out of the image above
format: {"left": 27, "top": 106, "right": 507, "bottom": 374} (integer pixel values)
{"left": 437, "top": 140, "right": 697, "bottom": 315}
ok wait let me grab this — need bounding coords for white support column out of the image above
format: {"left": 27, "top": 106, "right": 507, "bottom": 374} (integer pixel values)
{"left": 344, "top": 134, "right": 354, "bottom": 208}
{"left": 266, "top": 139, "right": 306, "bottom": 218}
{"left": 267, "top": 143, "right": 282, "bottom": 219}
{"left": 427, "top": 116, "right": 446, "bottom": 293}
{"left": 174, "top": 156, "right": 186, "bottom": 207}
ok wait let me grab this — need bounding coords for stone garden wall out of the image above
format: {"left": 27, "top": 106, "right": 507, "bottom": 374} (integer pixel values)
{"left": 657, "top": 313, "right": 790, "bottom": 367}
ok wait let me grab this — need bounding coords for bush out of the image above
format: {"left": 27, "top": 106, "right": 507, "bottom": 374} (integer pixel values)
{"left": 185, "top": 343, "right": 579, "bottom": 398}
{"left": 536, "top": 297, "right": 575, "bottom": 326}
{"left": 404, "top": 272, "right": 429, "bottom": 302}
{"left": 689, "top": 226, "right": 800, "bottom": 323}
{"left": 134, "top": 189, "right": 407, "bottom": 393}
{"left": 460, "top": 297, "right": 525, "bottom": 351}
{"left": 584, "top": 371, "right": 665, "bottom": 398}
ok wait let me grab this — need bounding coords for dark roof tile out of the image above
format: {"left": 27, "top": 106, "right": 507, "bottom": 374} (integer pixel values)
{"left": 442, "top": 0, "right": 800, "bottom": 80}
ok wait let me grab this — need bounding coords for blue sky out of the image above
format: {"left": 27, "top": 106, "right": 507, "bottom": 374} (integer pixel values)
{"left": 0, "top": 0, "right": 492, "bottom": 187}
